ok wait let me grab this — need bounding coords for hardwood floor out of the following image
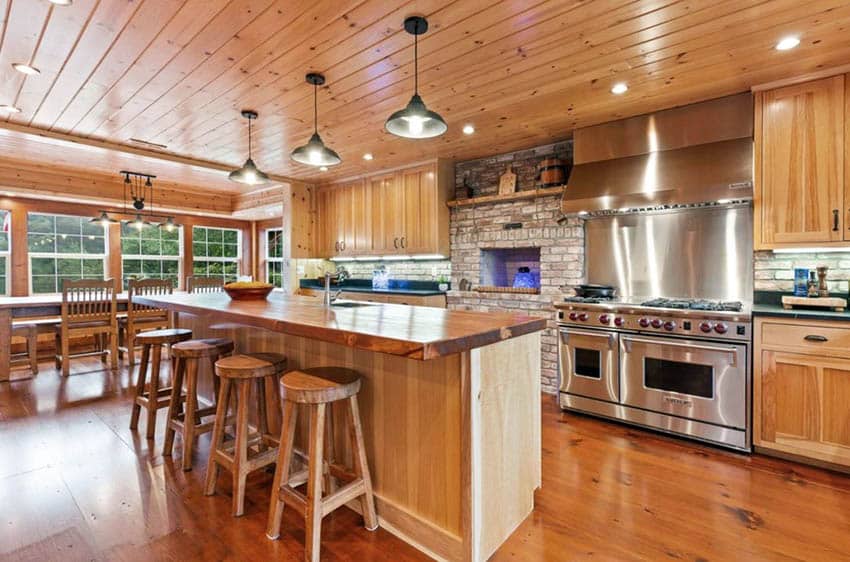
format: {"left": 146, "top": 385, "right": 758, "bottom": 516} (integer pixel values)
{"left": 1, "top": 360, "right": 849, "bottom": 561}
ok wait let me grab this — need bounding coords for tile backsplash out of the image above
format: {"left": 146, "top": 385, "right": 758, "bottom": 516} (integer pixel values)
{"left": 296, "top": 258, "right": 451, "bottom": 282}
{"left": 754, "top": 250, "right": 850, "bottom": 294}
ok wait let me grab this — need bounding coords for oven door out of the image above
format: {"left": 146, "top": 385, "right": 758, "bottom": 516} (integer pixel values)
{"left": 559, "top": 328, "right": 619, "bottom": 403}
{"left": 620, "top": 335, "right": 747, "bottom": 429}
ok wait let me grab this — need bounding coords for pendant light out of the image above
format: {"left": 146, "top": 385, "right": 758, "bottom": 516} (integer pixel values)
{"left": 229, "top": 110, "right": 270, "bottom": 185}
{"left": 291, "top": 73, "right": 341, "bottom": 167}
{"left": 160, "top": 216, "right": 180, "bottom": 232}
{"left": 385, "top": 16, "right": 447, "bottom": 139}
{"left": 89, "top": 211, "right": 118, "bottom": 226}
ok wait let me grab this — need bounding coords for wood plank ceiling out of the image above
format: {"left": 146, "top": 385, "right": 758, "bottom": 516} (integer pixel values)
{"left": 1, "top": 0, "right": 849, "bottom": 193}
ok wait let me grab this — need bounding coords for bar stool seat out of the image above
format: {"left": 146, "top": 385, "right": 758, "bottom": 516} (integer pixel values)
{"left": 129, "top": 328, "right": 193, "bottom": 439}
{"left": 205, "top": 352, "right": 288, "bottom": 516}
{"left": 267, "top": 367, "right": 377, "bottom": 562}
{"left": 163, "top": 337, "right": 234, "bottom": 471}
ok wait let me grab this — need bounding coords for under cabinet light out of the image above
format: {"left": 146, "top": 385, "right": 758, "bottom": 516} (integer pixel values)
{"left": 772, "top": 247, "right": 850, "bottom": 254}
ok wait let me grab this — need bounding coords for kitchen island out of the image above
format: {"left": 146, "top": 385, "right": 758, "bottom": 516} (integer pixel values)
{"left": 135, "top": 291, "right": 545, "bottom": 562}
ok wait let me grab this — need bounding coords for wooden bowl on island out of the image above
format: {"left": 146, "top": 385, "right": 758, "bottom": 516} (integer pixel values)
{"left": 224, "top": 282, "right": 274, "bottom": 300}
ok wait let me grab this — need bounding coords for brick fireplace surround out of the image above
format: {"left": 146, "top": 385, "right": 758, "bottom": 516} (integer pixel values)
{"left": 447, "top": 141, "right": 580, "bottom": 393}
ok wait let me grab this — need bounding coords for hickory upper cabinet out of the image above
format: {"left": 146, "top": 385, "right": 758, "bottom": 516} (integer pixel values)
{"left": 314, "top": 160, "right": 453, "bottom": 258}
{"left": 755, "top": 75, "right": 846, "bottom": 249}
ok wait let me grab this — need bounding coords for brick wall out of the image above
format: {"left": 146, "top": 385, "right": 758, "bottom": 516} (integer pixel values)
{"left": 448, "top": 139, "right": 580, "bottom": 394}
{"left": 755, "top": 250, "right": 850, "bottom": 293}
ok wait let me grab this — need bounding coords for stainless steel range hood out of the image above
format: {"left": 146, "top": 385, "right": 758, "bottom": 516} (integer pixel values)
{"left": 561, "top": 93, "right": 754, "bottom": 214}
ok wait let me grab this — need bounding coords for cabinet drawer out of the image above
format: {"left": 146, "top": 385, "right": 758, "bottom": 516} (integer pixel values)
{"left": 760, "top": 320, "right": 850, "bottom": 356}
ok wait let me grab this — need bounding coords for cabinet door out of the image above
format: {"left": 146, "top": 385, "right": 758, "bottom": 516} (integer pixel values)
{"left": 758, "top": 349, "right": 850, "bottom": 466}
{"left": 336, "top": 183, "right": 353, "bottom": 255}
{"left": 383, "top": 174, "right": 406, "bottom": 253}
{"left": 349, "top": 180, "right": 372, "bottom": 255}
{"left": 760, "top": 76, "right": 844, "bottom": 245}
{"left": 399, "top": 165, "right": 438, "bottom": 253}
{"left": 315, "top": 188, "right": 335, "bottom": 257}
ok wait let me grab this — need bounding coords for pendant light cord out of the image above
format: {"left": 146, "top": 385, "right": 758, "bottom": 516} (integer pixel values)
{"left": 313, "top": 83, "right": 318, "bottom": 134}
{"left": 248, "top": 116, "right": 252, "bottom": 158}
{"left": 414, "top": 31, "right": 419, "bottom": 95}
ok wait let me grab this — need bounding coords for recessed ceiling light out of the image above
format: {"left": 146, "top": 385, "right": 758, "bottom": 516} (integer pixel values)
{"left": 319, "top": 166, "right": 328, "bottom": 172}
{"left": 48, "top": 0, "right": 73, "bottom": 4}
{"left": 363, "top": 153, "right": 373, "bottom": 161}
{"left": 610, "top": 83, "right": 628, "bottom": 95}
{"left": 776, "top": 36, "right": 800, "bottom": 51}
{"left": 462, "top": 124, "right": 475, "bottom": 135}
{"left": 0, "top": 105, "right": 21, "bottom": 114}
{"left": 12, "top": 63, "right": 40, "bottom": 75}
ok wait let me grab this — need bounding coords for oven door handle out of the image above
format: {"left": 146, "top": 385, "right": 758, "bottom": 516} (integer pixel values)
{"left": 560, "top": 328, "right": 617, "bottom": 348}
{"left": 621, "top": 335, "right": 740, "bottom": 360}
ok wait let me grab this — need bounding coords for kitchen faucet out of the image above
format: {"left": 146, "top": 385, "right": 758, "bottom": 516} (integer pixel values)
{"left": 324, "top": 272, "right": 342, "bottom": 306}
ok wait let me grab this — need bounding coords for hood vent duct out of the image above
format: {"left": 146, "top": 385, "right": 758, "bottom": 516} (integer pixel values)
{"left": 561, "top": 93, "right": 754, "bottom": 214}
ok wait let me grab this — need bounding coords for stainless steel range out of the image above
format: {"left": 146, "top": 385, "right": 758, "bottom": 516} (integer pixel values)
{"left": 556, "top": 297, "right": 751, "bottom": 451}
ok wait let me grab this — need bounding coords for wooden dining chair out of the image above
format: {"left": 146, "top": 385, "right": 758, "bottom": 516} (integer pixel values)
{"left": 54, "top": 279, "right": 119, "bottom": 377}
{"left": 119, "top": 279, "right": 173, "bottom": 365}
{"left": 186, "top": 276, "right": 225, "bottom": 293}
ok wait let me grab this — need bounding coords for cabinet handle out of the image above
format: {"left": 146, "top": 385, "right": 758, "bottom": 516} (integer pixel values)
{"left": 341, "top": 241, "right": 345, "bottom": 251}
{"left": 804, "top": 334, "right": 828, "bottom": 342}
{"left": 833, "top": 209, "right": 839, "bottom": 232}
{"left": 335, "top": 241, "right": 339, "bottom": 251}
{"left": 401, "top": 236, "right": 406, "bottom": 248}
{"left": 393, "top": 237, "right": 398, "bottom": 249}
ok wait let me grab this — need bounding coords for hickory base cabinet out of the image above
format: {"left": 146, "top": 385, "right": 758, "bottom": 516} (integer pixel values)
{"left": 754, "top": 317, "right": 850, "bottom": 470}
{"left": 314, "top": 159, "right": 453, "bottom": 258}
{"left": 754, "top": 74, "right": 847, "bottom": 249}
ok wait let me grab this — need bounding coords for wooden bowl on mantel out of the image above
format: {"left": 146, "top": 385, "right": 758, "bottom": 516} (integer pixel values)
{"left": 224, "top": 282, "right": 274, "bottom": 300}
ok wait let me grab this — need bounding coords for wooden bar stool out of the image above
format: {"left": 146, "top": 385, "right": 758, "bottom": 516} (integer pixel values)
{"left": 205, "top": 352, "right": 288, "bottom": 517}
{"left": 163, "top": 338, "right": 235, "bottom": 471}
{"left": 129, "top": 328, "right": 193, "bottom": 439}
{"left": 11, "top": 323, "right": 39, "bottom": 375}
{"left": 266, "top": 367, "right": 377, "bottom": 562}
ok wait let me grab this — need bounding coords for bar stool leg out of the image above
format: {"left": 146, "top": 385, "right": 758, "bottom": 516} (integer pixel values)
{"left": 324, "top": 405, "right": 337, "bottom": 494}
{"left": 348, "top": 395, "right": 378, "bottom": 530}
{"left": 267, "top": 400, "right": 297, "bottom": 540}
{"left": 181, "top": 357, "right": 201, "bottom": 471}
{"left": 129, "top": 343, "right": 150, "bottom": 430}
{"left": 232, "top": 379, "right": 251, "bottom": 517}
{"left": 305, "top": 403, "right": 327, "bottom": 562}
{"left": 205, "top": 377, "right": 232, "bottom": 496}
{"left": 145, "top": 344, "right": 163, "bottom": 440}
{"left": 162, "top": 356, "right": 186, "bottom": 458}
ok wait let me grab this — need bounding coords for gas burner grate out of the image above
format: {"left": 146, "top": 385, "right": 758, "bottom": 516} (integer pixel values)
{"left": 563, "top": 296, "right": 615, "bottom": 304}
{"left": 640, "top": 298, "right": 743, "bottom": 312}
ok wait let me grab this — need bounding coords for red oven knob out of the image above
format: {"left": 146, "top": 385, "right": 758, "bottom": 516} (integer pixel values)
{"left": 568, "top": 312, "right": 578, "bottom": 321}
{"left": 599, "top": 314, "right": 610, "bottom": 324}
{"left": 699, "top": 322, "right": 713, "bottom": 333}
{"left": 638, "top": 317, "right": 650, "bottom": 328}
{"left": 663, "top": 321, "right": 676, "bottom": 331}
{"left": 714, "top": 323, "right": 728, "bottom": 334}
{"left": 650, "top": 318, "right": 663, "bottom": 329}
{"left": 614, "top": 317, "right": 625, "bottom": 327}
{"left": 578, "top": 313, "right": 589, "bottom": 322}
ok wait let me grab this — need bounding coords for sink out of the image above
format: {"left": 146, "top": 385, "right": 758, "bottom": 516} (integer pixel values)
{"left": 329, "top": 301, "right": 377, "bottom": 308}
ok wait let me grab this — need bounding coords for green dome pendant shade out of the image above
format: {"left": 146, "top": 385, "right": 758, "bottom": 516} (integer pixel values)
{"left": 229, "top": 110, "right": 270, "bottom": 185}
{"left": 385, "top": 16, "right": 447, "bottom": 139}
{"left": 291, "top": 73, "right": 342, "bottom": 167}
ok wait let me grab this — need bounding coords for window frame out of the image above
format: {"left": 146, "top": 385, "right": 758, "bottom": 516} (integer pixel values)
{"left": 27, "top": 212, "right": 108, "bottom": 295}
{"left": 120, "top": 221, "right": 184, "bottom": 289}
{"left": 0, "top": 210, "right": 10, "bottom": 296}
{"left": 264, "top": 227, "right": 284, "bottom": 288}
{"left": 191, "top": 225, "right": 242, "bottom": 283}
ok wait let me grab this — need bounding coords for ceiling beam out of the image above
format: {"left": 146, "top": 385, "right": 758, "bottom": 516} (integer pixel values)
{"left": 0, "top": 121, "right": 304, "bottom": 186}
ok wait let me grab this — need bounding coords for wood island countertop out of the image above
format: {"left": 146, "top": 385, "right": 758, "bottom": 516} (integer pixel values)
{"left": 135, "top": 292, "right": 546, "bottom": 360}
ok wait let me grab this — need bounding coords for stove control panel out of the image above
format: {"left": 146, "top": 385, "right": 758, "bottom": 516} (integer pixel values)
{"left": 556, "top": 305, "right": 750, "bottom": 341}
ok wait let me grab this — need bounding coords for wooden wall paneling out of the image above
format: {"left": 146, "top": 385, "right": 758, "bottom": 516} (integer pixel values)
{"left": 845, "top": 72, "right": 850, "bottom": 241}
{"left": 107, "top": 222, "right": 121, "bottom": 291}
{"left": 9, "top": 205, "right": 28, "bottom": 297}
{"left": 0, "top": 0, "right": 52, "bottom": 109}
{"left": 753, "top": 90, "right": 765, "bottom": 250}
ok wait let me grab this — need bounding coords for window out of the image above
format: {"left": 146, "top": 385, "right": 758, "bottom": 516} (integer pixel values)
{"left": 265, "top": 228, "right": 284, "bottom": 288}
{"left": 28, "top": 213, "right": 106, "bottom": 294}
{"left": 192, "top": 226, "right": 240, "bottom": 282}
{"left": 121, "top": 222, "right": 182, "bottom": 288}
{"left": 0, "top": 211, "right": 9, "bottom": 296}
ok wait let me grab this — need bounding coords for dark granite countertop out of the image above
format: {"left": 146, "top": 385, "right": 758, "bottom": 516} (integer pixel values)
{"left": 299, "top": 278, "right": 448, "bottom": 297}
{"left": 752, "top": 291, "right": 850, "bottom": 322}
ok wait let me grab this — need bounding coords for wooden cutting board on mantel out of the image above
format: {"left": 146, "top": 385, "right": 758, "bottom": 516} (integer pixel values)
{"left": 499, "top": 167, "right": 517, "bottom": 195}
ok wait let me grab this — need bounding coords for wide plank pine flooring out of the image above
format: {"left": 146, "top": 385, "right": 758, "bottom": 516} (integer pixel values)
{"left": 1, "top": 359, "right": 849, "bottom": 561}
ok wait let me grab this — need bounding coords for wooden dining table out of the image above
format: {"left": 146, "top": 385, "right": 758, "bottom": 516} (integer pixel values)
{"left": 0, "top": 294, "right": 129, "bottom": 382}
